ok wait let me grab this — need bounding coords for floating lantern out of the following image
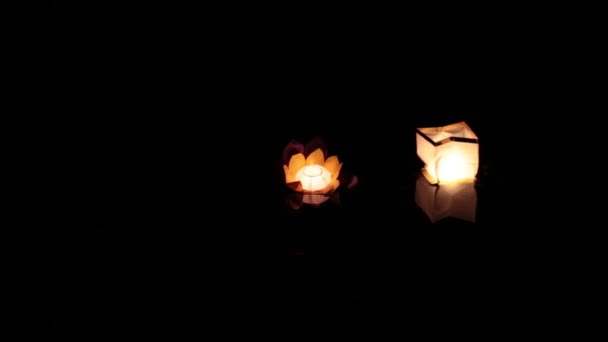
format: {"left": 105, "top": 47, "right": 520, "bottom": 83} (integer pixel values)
{"left": 415, "top": 172, "right": 477, "bottom": 223}
{"left": 283, "top": 139, "right": 342, "bottom": 195}
{"left": 282, "top": 138, "right": 357, "bottom": 209}
{"left": 416, "top": 121, "right": 479, "bottom": 185}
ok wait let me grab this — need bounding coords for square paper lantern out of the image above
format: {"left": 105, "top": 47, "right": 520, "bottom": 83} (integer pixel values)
{"left": 416, "top": 121, "right": 479, "bottom": 185}
{"left": 415, "top": 173, "right": 477, "bottom": 223}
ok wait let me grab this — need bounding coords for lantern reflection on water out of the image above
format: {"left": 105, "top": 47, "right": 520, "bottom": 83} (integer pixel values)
{"left": 287, "top": 192, "right": 334, "bottom": 210}
{"left": 414, "top": 172, "right": 477, "bottom": 223}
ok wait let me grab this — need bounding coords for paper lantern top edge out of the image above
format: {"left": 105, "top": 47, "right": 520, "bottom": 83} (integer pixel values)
{"left": 416, "top": 121, "right": 478, "bottom": 146}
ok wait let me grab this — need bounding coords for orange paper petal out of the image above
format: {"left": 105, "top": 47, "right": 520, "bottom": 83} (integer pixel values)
{"left": 283, "top": 165, "right": 295, "bottom": 183}
{"left": 288, "top": 153, "right": 305, "bottom": 175}
{"left": 286, "top": 181, "right": 302, "bottom": 191}
{"left": 325, "top": 179, "right": 340, "bottom": 194}
{"left": 305, "top": 148, "right": 325, "bottom": 166}
{"left": 324, "top": 156, "right": 342, "bottom": 181}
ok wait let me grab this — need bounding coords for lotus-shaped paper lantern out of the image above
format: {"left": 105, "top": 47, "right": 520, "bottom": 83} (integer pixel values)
{"left": 283, "top": 139, "right": 342, "bottom": 195}
{"left": 416, "top": 121, "right": 479, "bottom": 185}
{"left": 282, "top": 138, "right": 357, "bottom": 209}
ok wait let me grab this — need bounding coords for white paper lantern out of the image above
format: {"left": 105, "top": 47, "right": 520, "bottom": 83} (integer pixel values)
{"left": 416, "top": 121, "right": 479, "bottom": 185}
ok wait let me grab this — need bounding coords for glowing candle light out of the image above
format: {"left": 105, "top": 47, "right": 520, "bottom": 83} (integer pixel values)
{"left": 295, "top": 164, "right": 332, "bottom": 192}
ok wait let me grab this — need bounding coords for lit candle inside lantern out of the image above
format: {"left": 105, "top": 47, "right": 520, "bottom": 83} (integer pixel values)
{"left": 295, "top": 164, "right": 332, "bottom": 192}
{"left": 435, "top": 153, "right": 469, "bottom": 183}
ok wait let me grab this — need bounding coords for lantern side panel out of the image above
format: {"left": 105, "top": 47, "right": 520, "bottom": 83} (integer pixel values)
{"left": 441, "top": 121, "right": 478, "bottom": 139}
{"left": 435, "top": 141, "right": 479, "bottom": 183}
{"left": 416, "top": 132, "right": 439, "bottom": 180}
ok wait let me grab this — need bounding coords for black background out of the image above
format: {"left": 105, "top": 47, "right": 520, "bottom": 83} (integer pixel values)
{"left": 4, "top": 2, "right": 605, "bottom": 341}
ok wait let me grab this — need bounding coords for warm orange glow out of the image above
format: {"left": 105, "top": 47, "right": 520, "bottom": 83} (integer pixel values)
{"left": 435, "top": 153, "right": 474, "bottom": 184}
{"left": 416, "top": 121, "right": 479, "bottom": 185}
{"left": 295, "top": 164, "right": 332, "bottom": 191}
{"left": 283, "top": 148, "right": 342, "bottom": 194}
